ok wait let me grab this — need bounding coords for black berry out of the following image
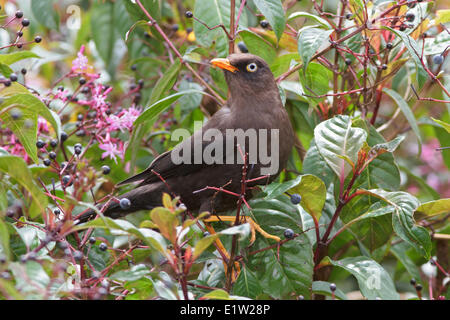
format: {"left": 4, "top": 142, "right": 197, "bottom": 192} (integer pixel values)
{"left": 101, "top": 165, "right": 111, "bottom": 175}
{"left": 49, "top": 151, "right": 57, "bottom": 159}
{"left": 99, "top": 243, "right": 108, "bottom": 251}
{"left": 415, "top": 284, "right": 423, "bottom": 291}
{"left": 9, "top": 73, "right": 18, "bottom": 82}
{"left": 73, "top": 250, "right": 83, "bottom": 261}
{"left": 260, "top": 20, "right": 269, "bottom": 28}
{"left": 36, "top": 139, "right": 45, "bottom": 148}
{"left": 284, "top": 228, "right": 295, "bottom": 239}
{"left": 330, "top": 283, "right": 337, "bottom": 292}
{"left": 79, "top": 77, "right": 86, "bottom": 85}
{"left": 399, "top": 24, "right": 407, "bottom": 31}
{"left": 21, "top": 18, "right": 30, "bottom": 27}
{"left": 15, "top": 11, "right": 23, "bottom": 19}
{"left": 34, "top": 36, "right": 42, "bottom": 43}
{"left": 381, "top": 64, "right": 388, "bottom": 70}
{"left": 89, "top": 237, "right": 96, "bottom": 244}
{"left": 131, "top": 64, "right": 137, "bottom": 71}
{"left": 43, "top": 158, "right": 51, "bottom": 166}
{"left": 62, "top": 175, "right": 72, "bottom": 187}
{"left": 345, "top": 58, "right": 352, "bottom": 65}
{"left": 185, "top": 11, "right": 193, "bottom": 18}
{"left": 237, "top": 41, "right": 248, "bottom": 53}
{"left": 290, "top": 193, "right": 302, "bottom": 205}
{"left": 386, "top": 42, "right": 393, "bottom": 50}
{"left": 50, "top": 139, "right": 58, "bottom": 148}
{"left": 119, "top": 198, "right": 131, "bottom": 210}
{"left": 60, "top": 131, "right": 68, "bottom": 142}
{"left": 433, "top": 54, "right": 444, "bottom": 65}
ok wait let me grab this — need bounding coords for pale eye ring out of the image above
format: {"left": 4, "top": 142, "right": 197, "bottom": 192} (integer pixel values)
{"left": 246, "top": 62, "right": 258, "bottom": 72}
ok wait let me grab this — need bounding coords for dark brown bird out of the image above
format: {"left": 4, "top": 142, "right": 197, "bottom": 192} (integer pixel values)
{"left": 77, "top": 53, "right": 295, "bottom": 223}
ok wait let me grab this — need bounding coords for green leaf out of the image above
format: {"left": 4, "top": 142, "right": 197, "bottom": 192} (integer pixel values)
{"left": 150, "top": 207, "right": 178, "bottom": 244}
{"left": 243, "top": 196, "right": 314, "bottom": 299}
{"left": 314, "top": 115, "right": 367, "bottom": 179}
{"left": 0, "top": 51, "right": 40, "bottom": 65}
{"left": 91, "top": 2, "right": 126, "bottom": 76}
{"left": 0, "top": 93, "right": 61, "bottom": 163}
{"left": 326, "top": 256, "right": 400, "bottom": 300}
{"left": 287, "top": 12, "right": 331, "bottom": 28}
{"left": 135, "top": 89, "right": 207, "bottom": 126}
{"left": 193, "top": 0, "right": 248, "bottom": 56}
{"left": 390, "top": 242, "right": 422, "bottom": 282}
{"left": 0, "top": 219, "right": 10, "bottom": 261}
{"left": 383, "top": 27, "right": 428, "bottom": 88}
{"left": 312, "top": 281, "right": 347, "bottom": 300}
{"left": 431, "top": 117, "right": 450, "bottom": 133}
{"left": 303, "top": 140, "right": 335, "bottom": 188}
{"left": 0, "top": 155, "right": 48, "bottom": 218}
{"left": 110, "top": 264, "right": 150, "bottom": 282}
{"left": 263, "top": 174, "right": 326, "bottom": 221}
{"left": 124, "top": 0, "right": 160, "bottom": 22}
{"left": 201, "top": 289, "right": 236, "bottom": 300}
{"left": 10, "top": 261, "right": 50, "bottom": 292}
{"left": 298, "top": 62, "right": 332, "bottom": 104}
{"left": 352, "top": 120, "right": 401, "bottom": 191}
{"left": 297, "top": 27, "right": 333, "bottom": 71}
{"left": 149, "top": 60, "right": 181, "bottom": 104}
{"left": 193, "top": 234, "right": 219, "bottom": 260}
{"left": 31, "top": 0, "right": 59, "bottom": 30}
{"left": 253, "top": 0, "right": 286, "bottom": 42}
{"left": 383, "top": 88, "right": 422, "bottom": 153}
{"left": 239, "top": 29, "right": 277, "bottom": 64}
{"left": 232, "top": 266, "right": 263, "bottom": 299}
{"left": 416, "top": 199, "right": 450, "bottom": 216}
{"left": 75, "top": 214, "right": 167, "bottom": 255}
{"left": 0, "top": 63, "right": 13, "bottom": 78}
{"left": 363, "top": 189, "right": 431, "bottom": 259}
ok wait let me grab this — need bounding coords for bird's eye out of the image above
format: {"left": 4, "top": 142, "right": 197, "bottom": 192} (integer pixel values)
{"left": 246, "top": 63, "right": 258, "bottom": 72}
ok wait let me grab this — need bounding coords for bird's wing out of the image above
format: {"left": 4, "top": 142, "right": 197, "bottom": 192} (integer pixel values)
{"left": 117, "top": 107, "right": 237, "bottom": 187}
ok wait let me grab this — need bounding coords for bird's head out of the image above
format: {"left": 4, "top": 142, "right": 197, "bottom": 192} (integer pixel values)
{"left": 210, "top": 53, "right": 278, "bottom": 103}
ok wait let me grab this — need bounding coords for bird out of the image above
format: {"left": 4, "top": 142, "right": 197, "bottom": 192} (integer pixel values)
{"left": 77, "top": 53, "right": 295, "bottom": 234}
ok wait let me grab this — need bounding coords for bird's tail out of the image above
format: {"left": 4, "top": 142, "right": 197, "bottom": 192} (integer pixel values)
{"left": 75, "top": 184, "right": 164, "bottom": 224}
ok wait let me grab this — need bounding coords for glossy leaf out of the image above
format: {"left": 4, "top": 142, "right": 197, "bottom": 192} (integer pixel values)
{"left": 0, "top": 155, "right": 48, "bottom": 218}
{"left": 314, "top": 115, "right": 367, "bottom": 179}
{"left": 312, "top": 281, "right": 347, "bottom": 300}
{"left": 244, "top": 196, "right": 314, "bottom": 299}
{"left": 297, "top": 27, "right": 333, "bottom": 71}
{"left": 239, "top": 29, "right": 277, "bottom": 64}
{"left": 253, "top": 0, "right": 285, "bottom": 42}
{"left": 327, "top": 256, "right": 400, "bottom": 300}
{"left": 383, "top": 88, "right": 422, "bottom": 153}
{"left": 363, "top": 189, "right": 431, "bottom": 259}
{"left": 31, "top": 0, "right": 59, "bottom": 30}
{"left": 287, "top": 11, "right": 331, "bottom": 28}
{"left": 135, "top": 89, "right": 207, "bottom": 125}
{"left": 416, "top": 199, "right": 450, "bottom": 216}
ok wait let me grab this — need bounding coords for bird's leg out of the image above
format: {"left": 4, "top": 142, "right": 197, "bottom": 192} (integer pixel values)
{"left": 204, "top": 216, "right": 281, "bottom": 244}
{"left": 204, "top": 223, "right": 240, "bottom": 282}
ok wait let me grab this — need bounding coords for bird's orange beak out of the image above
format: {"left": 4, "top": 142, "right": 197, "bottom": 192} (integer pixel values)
{"left": 210, "top": 58, "right": 238, "bottom": 73}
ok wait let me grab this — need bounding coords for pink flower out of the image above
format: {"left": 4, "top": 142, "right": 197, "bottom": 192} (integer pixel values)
{"left": 105, "top": 106, "right": 141, "bottom": 132}
{"left": 99, "top": 137, "right": 123, "bottom": 163}
{"left": 72, "top": 45, "right": 90, "bottom": 73}
{"left": 37, "top": 117, "right": 49, "bottom": 134}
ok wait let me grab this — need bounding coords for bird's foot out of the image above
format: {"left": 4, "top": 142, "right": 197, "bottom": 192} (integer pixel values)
{"left": 203, "top": 215, "right": 281, "bottom": 244}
